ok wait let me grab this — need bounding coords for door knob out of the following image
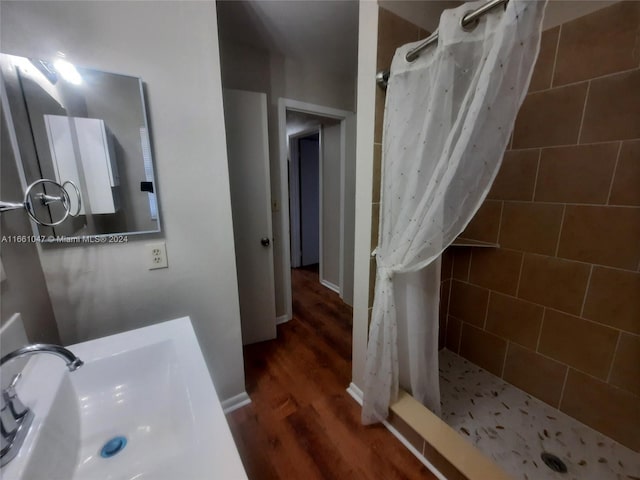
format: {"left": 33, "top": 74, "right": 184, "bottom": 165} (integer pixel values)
{"left": 261, "top": 237, "right": 270, "bottom": 247}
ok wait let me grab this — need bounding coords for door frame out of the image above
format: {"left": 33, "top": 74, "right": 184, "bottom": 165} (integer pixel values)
{"left": 289, "top": 126, "right": 321, "bottom": 269}
{"left": 277, "top": 98, "right": 352, "bottom": 322}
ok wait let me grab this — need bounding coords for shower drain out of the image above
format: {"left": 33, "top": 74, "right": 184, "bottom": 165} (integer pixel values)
{"left": 541, "top": 452, "right": 568, "bottom": 473}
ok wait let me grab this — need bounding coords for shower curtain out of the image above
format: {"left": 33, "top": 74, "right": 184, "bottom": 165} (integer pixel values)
{"left": 362, "top": 0, "right": 546, "bottom": 424}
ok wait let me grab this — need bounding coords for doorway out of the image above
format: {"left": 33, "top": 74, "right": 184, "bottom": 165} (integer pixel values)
{"left": 278, "top": 99, "right": 356, "bottom": 323}
{"left": 291, "top": 131, "right": 320, "bottom": 268}
{"left": 287, "top": 111, "right": 343, "bottom": 295}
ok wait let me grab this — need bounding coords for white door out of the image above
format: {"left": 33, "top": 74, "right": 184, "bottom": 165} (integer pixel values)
{"left": 222, "top": 89, "right": 276, "bottom": 345}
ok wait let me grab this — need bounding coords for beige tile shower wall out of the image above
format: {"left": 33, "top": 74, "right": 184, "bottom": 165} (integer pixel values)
{"left": 444, "top": 1, "right": 640, "bottom": 452}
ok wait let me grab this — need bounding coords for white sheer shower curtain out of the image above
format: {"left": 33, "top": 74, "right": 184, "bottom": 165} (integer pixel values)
{"left": 362, "top": 0, "right": 546, "bottom": 425}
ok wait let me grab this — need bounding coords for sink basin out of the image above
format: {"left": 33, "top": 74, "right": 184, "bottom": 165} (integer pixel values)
{"left": 1, "top": 317, "right": 247, "bottom": 480}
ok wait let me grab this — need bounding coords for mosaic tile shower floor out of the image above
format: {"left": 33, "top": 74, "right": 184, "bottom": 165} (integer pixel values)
{"left": 438, "top": 349, "right": 640, "bottom": 480}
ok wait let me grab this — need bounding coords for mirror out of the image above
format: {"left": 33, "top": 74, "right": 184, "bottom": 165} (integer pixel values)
{"left": 0, "top": 53, "right": 160, "bottom": 242}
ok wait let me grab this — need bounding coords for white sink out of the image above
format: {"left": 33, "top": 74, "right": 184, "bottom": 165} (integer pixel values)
{"left": 1, "top": 317, "right": 248, "bottom": 480}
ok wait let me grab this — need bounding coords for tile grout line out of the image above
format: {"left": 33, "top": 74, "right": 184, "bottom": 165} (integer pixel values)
{"left": 514, "top": 252, "right": 526, "bottom": 297}
{"left": 449, "top": 309, "right": 640, "bottom": 376}
{"left": 605, "top": 141, "right": 623, "bottom": 205}
{"left": 605, "top": 331, "right": 622, "bottom": 384}
{"left": 477, "top": 243, "right": 639, "bottom": 273}
{"left": 576, "top": 80, "right": 591, "bottom": 144}
{"left": 549, "top": 24, "right": 562, "bottom": 89}
{"left": 443, "top": 279, "right": 454, "bottom": 346}
{"left": 456, "top": 316, "right": 463, "bottom": 353}
{"left": 487, "top": 198, "right": 640, "bottom": 208}
{"left": 466, "top": 250, "right": 473, "bottom": 282}
{"left": 579, "top": 264, "right": 594, "bottom": 318}
{"left": 495, "top": 201, "right": 505, "bottom": 246}
{"left": 531, "top": 149, "right": 542, "bottom": 201}
{"left": 452, "top": 279, "right": 637, "bottom": 336}
{"left": 482, "top": 291, "right": 491, "bottom": 330}
{"left": 450, "top": 253, "right": 456, "bottom": 283}
{"left": 509, "top": 138, "right": 627, "bottom": 152}
{"left": 446, "top": 277, "right": 453, "bottom": 319}
{"left": 535, "top": 308, "right": 546, "bottom": 353}
{"left": 530, "top": 65, "right": 639, "bottom": 95}
{"left": 449, "top": 311, "right": 640, "bottom": 395}
{"left": 447, "top": 320, "right": 638, "bottom": 412}
{"left": 500, "top": 341, "right": 510, "bottom": 378}
{"left": 557, "top": 366, "right": 570, "bottom": 409}
{"left": 553, "top": 204, "right": 567, "bottom": 257}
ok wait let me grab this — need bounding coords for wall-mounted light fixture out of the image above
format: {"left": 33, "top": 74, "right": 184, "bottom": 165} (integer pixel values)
{"left": 53, "top": 59, "right": 82, "bottom": 85}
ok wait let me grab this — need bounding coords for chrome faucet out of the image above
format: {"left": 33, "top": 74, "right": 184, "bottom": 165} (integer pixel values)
{"left": 0, "top": 344, "right": 83, "bottom": 466}
{"left": 1, "top": 343, "right": 84, "bottom": 372}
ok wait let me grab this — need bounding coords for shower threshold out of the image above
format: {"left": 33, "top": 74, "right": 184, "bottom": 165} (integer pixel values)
{"left": 438, "top": 349, "right": 640, "bottom": 480}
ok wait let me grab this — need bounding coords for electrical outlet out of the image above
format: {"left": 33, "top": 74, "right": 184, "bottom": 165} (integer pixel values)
{"left": 147, "top": 242, "right": 168, "bottom": 270}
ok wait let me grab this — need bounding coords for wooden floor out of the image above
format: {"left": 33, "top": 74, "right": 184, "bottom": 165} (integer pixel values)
{"left": 226, "top": 265, "right": 436, "bottom": 480}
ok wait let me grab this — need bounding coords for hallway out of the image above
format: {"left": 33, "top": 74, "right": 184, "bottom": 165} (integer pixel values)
{"left": 226, "top": 266, "right": 435, "bottom": 479}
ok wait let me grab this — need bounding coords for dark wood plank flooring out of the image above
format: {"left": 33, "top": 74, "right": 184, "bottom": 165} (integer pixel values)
{"left": 226, "top": 265, "right": 435, "bottom": 480}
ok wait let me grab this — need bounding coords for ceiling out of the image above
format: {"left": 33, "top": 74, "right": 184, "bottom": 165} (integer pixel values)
{"left": 377, "top": 0, "right": 619, "bottom": 33}
{"left": 378, "top": 1, "right": 462, "bottom": 33}
{"left": 216, "top": 0, "right": 359, "bottom": 78}
{"left": 215, "top": 0, "right": 609, "bottom": 83}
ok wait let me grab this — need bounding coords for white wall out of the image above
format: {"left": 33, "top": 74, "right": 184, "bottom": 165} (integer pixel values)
{"left": 1, "top": 106, "right": 60, "bottom": 344}
{"left": 542, "top": 0, "right": 620, "bottom": 29}
{"left": 219, "top": 39, "right": 355, "bottom": 317}
{"left": 378, "top": 0, "right": 460, "bottom": 32}
{"left": 342, "top": 113, "right": 357, "bottom": 306}
{"left": 352, "top": 0, "right": 379, "bottom": 390}
{"left": 321, "top": 123, "right": 341, "bottom": 288}
{"left": 0, "top": 1, "right": 246, "bottom": 401}
{"left": 280, "top": 57, "right": 355, "bottom": 113}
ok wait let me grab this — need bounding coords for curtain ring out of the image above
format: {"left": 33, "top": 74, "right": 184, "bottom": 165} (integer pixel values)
{"left": 460, "top": 11, "right": 480, "bottom": 32}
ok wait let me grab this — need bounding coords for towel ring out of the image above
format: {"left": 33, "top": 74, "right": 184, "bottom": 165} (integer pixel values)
{"left": 0, "top": 178, "right": 81, "bottom": 227}
{"left": 62, "top": 180, "right": 82, "bottom": 217}
{"left": 25, "top": 179, "right": 72, "bottom": 227}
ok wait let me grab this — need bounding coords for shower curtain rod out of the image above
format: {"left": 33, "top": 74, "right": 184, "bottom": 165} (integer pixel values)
{"left": 376, "top": 0, "right": 509, "bottom": 88}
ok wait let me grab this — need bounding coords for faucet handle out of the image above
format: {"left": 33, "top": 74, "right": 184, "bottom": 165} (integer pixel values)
{"left": 0, "top": 402, "right": 18, "bottom": 437}
{"left": 8, "top": 373, "right": 21, "bottom": 390}
{"left": 3, "top": 374, "right": 28, "bottom": 419}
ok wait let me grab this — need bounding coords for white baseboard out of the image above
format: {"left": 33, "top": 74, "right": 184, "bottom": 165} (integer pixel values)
{"left": 347, "top": 382, "right": 363, "bottom": 405}
{"left": 320, "top": 279, "right": 340, "bottom": 294}
{"left": 345, "top": 383, "right": 446, "bottom": 480}
{"left": 221, "top": 391, "right": 251, "bottom": 414}
{"left": 276, "top": 314, "right": 291, "bottom": 325}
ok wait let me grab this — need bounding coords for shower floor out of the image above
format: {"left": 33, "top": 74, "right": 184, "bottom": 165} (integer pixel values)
{"left": 438, "top": 349, "right": 640, "bottom": 480}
